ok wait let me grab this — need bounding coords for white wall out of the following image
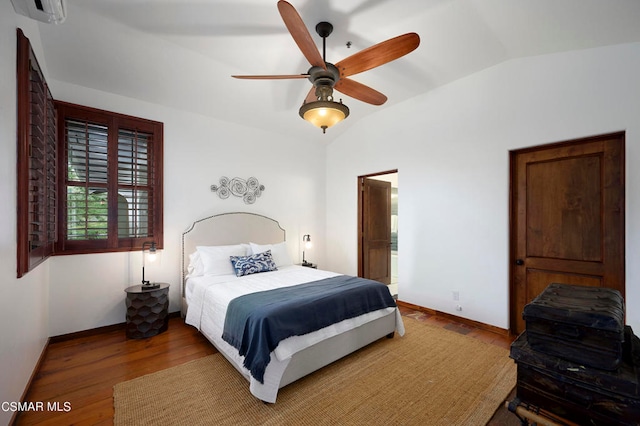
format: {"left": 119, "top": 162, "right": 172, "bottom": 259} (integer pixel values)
{"left": 0, "top": 5, "right": 51, "bottom": 426}
{"left": 47, "top": 82, "right": 327, "bottom": 336}
{"left": 326, "top": 42, "right": 640, "bottom": 332}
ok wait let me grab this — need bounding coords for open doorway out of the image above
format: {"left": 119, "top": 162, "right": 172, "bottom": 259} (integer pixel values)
{"left": 358, "top": 171, "right": 398, "bottom": 297}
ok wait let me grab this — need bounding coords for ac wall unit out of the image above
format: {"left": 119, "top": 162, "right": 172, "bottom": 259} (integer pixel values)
{"left": 11, "top": 0, "right": 67, "bottom": 24}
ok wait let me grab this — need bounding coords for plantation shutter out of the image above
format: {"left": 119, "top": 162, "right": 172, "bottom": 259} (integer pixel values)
{"left": 117, "top": 128, "right": 154, "bottom": 239}
{"left": 65, "top": 119, "right": 109, "bottom": 241}
{"left": 17, "top": 29, "right": 57, "bottom": 277}
{"left": 56, "top": 102, "right": 163, "bottom": 253}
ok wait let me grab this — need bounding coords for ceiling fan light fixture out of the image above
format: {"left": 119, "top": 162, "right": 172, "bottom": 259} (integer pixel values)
{"left": 299, "top": 99, "right": 349, "bottom": 133}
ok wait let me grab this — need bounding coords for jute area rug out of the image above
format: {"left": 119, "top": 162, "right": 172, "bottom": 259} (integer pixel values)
{"left": 113, "top": 317, "right": 516, "bottom": 425}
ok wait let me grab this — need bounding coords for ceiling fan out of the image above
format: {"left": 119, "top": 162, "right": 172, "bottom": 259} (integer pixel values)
{"left": 232, "top": 0, "right": 420, "bottom": 133}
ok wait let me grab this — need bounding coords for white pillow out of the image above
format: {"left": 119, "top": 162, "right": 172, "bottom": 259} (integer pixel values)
{"left": 249, "top": 241, "right": 293, "bottom": 268}
{"left": 187, "top": 251, "right": 204, "bottom": 277}
{"left": 196, "top": 244, "right": 248, "bottom": 276}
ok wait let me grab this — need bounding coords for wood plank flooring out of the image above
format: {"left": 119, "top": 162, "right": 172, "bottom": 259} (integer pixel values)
{"left": 14, "top": 308, "right": 519, "bottom": 425}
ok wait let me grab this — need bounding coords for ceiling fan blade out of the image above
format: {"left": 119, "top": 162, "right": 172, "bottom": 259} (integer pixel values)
{"left": 232, "top": 74, "right": 309, "bottom": 80}
{"left": 334, "top": 78, "right": 387, "bottom": 106}
{"left": 336, "top": 33, "right": 420, "bottom": 78}
{"left": 277, "top": 0, "right": 326, "bottom": 70}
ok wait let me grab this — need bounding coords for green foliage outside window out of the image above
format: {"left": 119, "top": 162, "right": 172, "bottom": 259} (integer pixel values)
{"left": 66, "top": 186, "right": 108, "bottom": 240}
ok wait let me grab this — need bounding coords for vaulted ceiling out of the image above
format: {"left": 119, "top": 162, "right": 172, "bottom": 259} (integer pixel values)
{"left": 36, "top": 0, "right": 640, "bottom": 143}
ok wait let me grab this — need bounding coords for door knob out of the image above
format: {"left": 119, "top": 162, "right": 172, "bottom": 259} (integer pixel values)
{"left": 515, "top": 259, "right": 524, "bottom": 266}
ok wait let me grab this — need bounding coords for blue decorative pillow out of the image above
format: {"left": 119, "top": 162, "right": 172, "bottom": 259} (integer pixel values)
{"left": 230, "top": 250, "right": 278, "bottom": 277}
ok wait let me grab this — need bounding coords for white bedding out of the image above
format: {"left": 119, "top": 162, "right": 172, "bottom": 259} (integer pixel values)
{"left": 184, "top": 265, "right": 404, "bottom": 402}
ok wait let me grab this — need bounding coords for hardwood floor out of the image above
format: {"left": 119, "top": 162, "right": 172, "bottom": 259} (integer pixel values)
{"left": 14, "top": 309, "right": 519, "bottom": 425}
{"left": 14, "top": 316, "right": 216, "bottom": 425}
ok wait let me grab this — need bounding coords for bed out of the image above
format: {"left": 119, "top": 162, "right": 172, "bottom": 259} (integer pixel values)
{"left": 181, "top": 212, "right": 404, "bottom": 403}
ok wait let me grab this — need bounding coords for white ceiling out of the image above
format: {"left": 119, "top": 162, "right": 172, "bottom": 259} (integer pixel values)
{"left": 36, "top": 0, "right": 640, "bottom": 143}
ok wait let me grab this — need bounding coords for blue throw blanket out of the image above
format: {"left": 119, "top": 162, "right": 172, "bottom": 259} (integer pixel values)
{"left": 221, "top": 275, "right": 397, "bottom": 383}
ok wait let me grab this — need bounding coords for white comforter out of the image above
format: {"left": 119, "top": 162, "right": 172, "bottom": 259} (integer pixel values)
{"left": 184, "top": 265, "right": 404, "bottom": 402}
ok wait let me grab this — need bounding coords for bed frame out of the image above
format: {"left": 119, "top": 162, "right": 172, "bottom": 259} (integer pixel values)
{"left": 181, "top": 212, "right": 286, "bottom": 314}
{"left": 181, "top": 212, "right": 398, "bottom": 402}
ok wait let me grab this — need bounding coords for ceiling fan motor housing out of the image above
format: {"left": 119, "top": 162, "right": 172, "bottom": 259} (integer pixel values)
{"left": 307, "top": 63, "right": 340, "bottom": 88}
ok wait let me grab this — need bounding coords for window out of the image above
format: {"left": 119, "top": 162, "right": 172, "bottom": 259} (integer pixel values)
{"left": 16, "top": 29, "right": 57, "bottom": 277}
{"left": 55, "top": 102, "right": 164, "bottom": 254}
{"left": 16, "top": 29, "right": 164, "bottom": 277}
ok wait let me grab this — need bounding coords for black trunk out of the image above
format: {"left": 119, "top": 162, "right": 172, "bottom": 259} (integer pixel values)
{"left": 523, "top": 283, "right": 625, "bottom": 370}
{"left": 511, "top": 332, "right": 640, "bottom": 425}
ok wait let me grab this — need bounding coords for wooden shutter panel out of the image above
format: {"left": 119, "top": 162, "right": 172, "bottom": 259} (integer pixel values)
{"left": 17, "top": 29, "right": 57, "bottom": 277}
{"left": 118, "top": 128, "right": 154, "bottom": 239}
{"left": 65, "top": 119, "right": 110, "bottom": 241}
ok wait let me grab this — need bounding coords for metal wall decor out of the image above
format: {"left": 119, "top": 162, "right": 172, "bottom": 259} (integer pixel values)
{"left": 211, "top": 176, "right": 265, "bottom": 204}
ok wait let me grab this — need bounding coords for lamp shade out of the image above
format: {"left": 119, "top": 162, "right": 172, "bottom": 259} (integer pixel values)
{"left": 299, "top": 100, "right": 349, "bottom": 133}
{"left": 147, "top": 243, "right": 157, "bottom": 262}
{"left": 141, "top": 241, "right": 159, "bottom": 288}
{"left": 302, "top": 234, "right": 312, "bottom": 265}
{"left": 303, "top": 234, "right": 312, "bottom": 249}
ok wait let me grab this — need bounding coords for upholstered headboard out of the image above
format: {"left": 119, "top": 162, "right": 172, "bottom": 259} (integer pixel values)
{"left": 181, "top": 212, "right": 286, "bottom": 309}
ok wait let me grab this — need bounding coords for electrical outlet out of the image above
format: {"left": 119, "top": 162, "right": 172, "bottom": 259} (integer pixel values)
{"left": 456, "top": 304, "right": 463, "bottom": 311}
{"left": 452, "top": 291, "right": 459, "bottom": 301}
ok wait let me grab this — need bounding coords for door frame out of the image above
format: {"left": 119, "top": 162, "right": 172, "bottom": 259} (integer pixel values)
{"left": 508, "top": 132, "right": 625, "bottom": 334}
{"left": 358, "top": 169, "right": 397, "bottom": 278}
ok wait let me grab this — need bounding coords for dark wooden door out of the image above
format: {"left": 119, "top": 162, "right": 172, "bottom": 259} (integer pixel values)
{"left": 359, "top": 177, "right": 392, "bottom": 284}
{"left": 510, "top": 133, "right": 625, "bottom": 334}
